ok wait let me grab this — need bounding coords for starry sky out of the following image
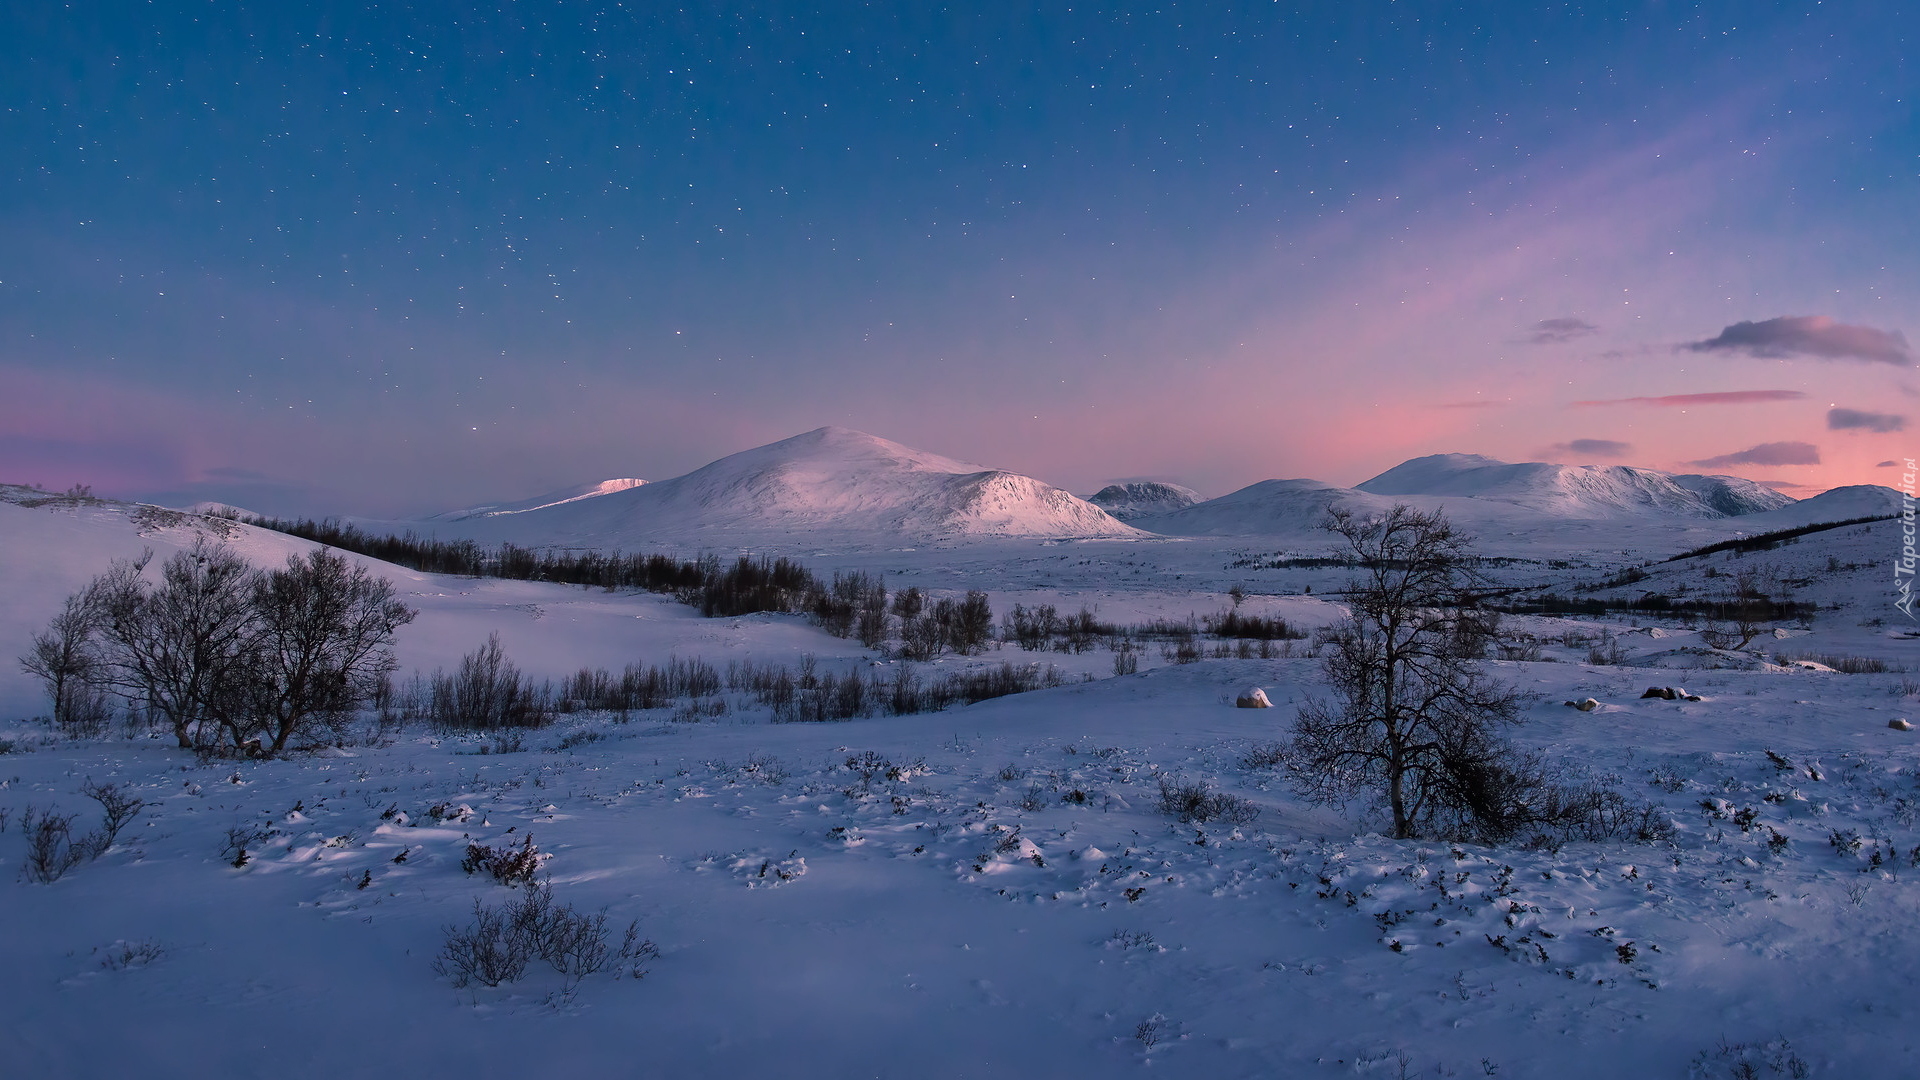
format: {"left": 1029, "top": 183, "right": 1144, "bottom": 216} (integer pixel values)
{"left": 3, "top": 2, "right": 1914, "bottom": 515}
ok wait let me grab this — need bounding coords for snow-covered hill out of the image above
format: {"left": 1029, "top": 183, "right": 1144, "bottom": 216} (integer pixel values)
{"left": 1728, "top": 484, "right": 1904, "bottom": 532}
{"left": 417, "top": 427, "right": 1142, "bottom": 546}
{"left": 1087, "top": 481, "right": 1204, "bottom": 520}
{"left": 1355, "top": 453, "right": 1791, "bottom": 518}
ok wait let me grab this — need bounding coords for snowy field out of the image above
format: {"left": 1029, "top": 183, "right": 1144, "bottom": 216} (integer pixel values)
{"left": 3, "top": 485, "right": 1919, "bottom": 1078}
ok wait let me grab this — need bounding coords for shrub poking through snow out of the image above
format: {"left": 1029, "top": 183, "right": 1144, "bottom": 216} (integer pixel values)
{"left": 18, "top": 783, "right": 144, "bottom": 884}
{"left": 221, "top": 824, "right": 271, "bottom": 868}
{"left": 434, "top": 882, "right": 655, "bottom": 991}
{"left": 462, "top": 834, "right": 545, "bottom": 886}
{"left": 80, "top": 779, "right": 144, "bottom": 848}
{"left": 99, "top": 940, "right": 165, "bottom": 972}
{"left": 1155, "top": 776, "right": 1259, "bottom": 826}
{"left": 20, "top": 807, "right": 95, "bottom": 884}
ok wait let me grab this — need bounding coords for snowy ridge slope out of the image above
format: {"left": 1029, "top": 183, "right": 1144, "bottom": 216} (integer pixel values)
{"left": 431, "top": 478, "right": 648, "bottom": 521}
{"left": 1723, "top": 484, "right": 1904, "bottom": 532}
{"left": 1356, "top": 453, "right": 1792, "bottom": 518}
{"left": 422, "top": 427, "right": 1142, "bottom": 545}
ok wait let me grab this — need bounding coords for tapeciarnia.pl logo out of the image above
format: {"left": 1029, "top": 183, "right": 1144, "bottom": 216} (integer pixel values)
{"left": 1898, "top": 458, "right": 1917, "bottom": 620}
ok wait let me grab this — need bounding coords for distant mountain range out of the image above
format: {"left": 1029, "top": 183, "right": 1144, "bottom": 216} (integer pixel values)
{"left": 406, "top": 430, "right": 1899, "bottom": 547}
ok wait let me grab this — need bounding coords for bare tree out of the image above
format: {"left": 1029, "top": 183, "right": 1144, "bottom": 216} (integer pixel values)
{"left": 90, "top": 543, "right": 260, "bottom": 749}
{"left": 242, "top": 548, "right": 416, "bottom": 752}
{"left": 1285, "top": 505, "right": 1529, "bottom": 840}
{"left": 19, "top": 592, "right": 112, "bottom": 733}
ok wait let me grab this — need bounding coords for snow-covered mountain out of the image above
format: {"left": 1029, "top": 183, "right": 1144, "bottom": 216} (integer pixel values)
{"left": 1087, "top": 481, "right": 1204, "bottom": 520}
{"left": 432, "top": 478, "right": 648, "bottom": 521}
{"left": 1355, "top": 454, "right": 1792, "bottom": 518}
{"left": 1726, "top": 484, "right": 1904, "bottom": 532}
{"left": 420, "top": 427, "right": 1142, "bottom": 546}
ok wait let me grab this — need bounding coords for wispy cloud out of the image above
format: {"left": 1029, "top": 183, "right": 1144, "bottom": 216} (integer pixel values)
{"left": 1571, "top": 390, "right": 1807, "bottom": 407}
{"left": 1549, "top": 438, "right": 1631, "bottom": 459}
{"left": 1828, "top": 407, "right": 1906, "bottom": 433}
{"left": 1435, "top": 400, "right": 1507, "bottom": 409}
{"left": 1528, "top": 317, "right": 1598, "bottom": 344}
{"left": 1683, "top": 316, "right": 1912, "bottom": 365}
{"left": 1687, "top": 441, "right": 1821, "bottom": 468}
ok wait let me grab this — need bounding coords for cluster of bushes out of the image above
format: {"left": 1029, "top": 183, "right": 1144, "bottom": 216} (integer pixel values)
{"left": 1002, "top": 603, "right": 1306, "bottom": 657}
{"left": 1201, "top": 609, "right": 1306, "bottom": 641}
{"left": 1002, "top": 604, "right": 1113, "bottom": 652}
{"left": 393, "top": 638, "right": 1073, "bottom": 729}
{"left": 19, "top": 542, "right": 414, "bottom": 755}
{"left": 748, "top": 660, "right": 1068, "bottom": 722}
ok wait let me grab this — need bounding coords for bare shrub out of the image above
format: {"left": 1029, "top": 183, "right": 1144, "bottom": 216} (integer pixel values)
{"left": 1155, "top": 776, "right": 1259, "bottom": 826}
{"left": 99, "top": 940, "right": 165, "bottom": 971}
{"left": 20, "top": 807, "right": 96, "bottom": 884}
{"left": 222, "top": 824, "right": 272, "bottom": 867}
{"left": 435, "top": 883, "right": 655, "bottom": 990}
{"left": 461, "top": 834, "right": 545, "bottom": 885}
{"left": 434, "top": 897, "right": 534, "bottom": 988}
{"left": 79, "top": 779, "right": 144, "bottom": 848}
{"left": 1239, "top": 741, "right": 1288, "bottom": 770}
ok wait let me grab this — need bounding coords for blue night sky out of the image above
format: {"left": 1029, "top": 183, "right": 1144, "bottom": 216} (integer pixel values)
{"left": 3, "top": 2, "right": 1914, "bottom": 515}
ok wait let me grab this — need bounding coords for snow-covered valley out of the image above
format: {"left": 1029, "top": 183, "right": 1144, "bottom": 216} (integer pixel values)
{"left": 2, "top": 435, "right": 1917, "bottom": 1078}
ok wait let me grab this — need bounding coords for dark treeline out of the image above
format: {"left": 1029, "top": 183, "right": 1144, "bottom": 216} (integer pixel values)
{"left": 1001, "top": 603, "right": 1307, "bottom": 654}
{"left": 1493, "top": 593, "right": 1816, "bottom": 622}
{"left": 241, "top": 516, "right": 820, "bottom": 619}
{"left": 1664, "top": 514, "right": 1895, "bottom": 563}
{"left": 536, "top": 654, "right": 1066, "bottom": 724}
